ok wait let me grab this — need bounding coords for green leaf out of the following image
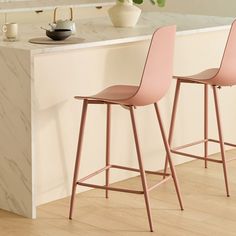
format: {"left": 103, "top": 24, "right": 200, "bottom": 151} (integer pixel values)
{"left": 118, "top": 0, "right": 165, "bottom": 7}
{"left": 133, "top": 0, "right": 144, "bottom": 4}
{"left": 157, "top": 0, "right": 165, "bottom": 7}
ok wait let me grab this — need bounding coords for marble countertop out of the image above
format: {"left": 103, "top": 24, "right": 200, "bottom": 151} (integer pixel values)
{"left": 0, "top": 0, "right": 115, "bottom": 13}
{"left": 0, "top": 12, "right": 234, "bottom": 54}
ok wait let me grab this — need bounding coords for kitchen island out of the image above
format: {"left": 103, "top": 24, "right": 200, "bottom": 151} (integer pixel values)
{"left": 0, "top": 12, "right": 234, "bottom": 218}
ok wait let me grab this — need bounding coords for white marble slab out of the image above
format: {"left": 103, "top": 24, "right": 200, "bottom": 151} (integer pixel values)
{"left": 0, "top": 47, "right": 33, "bottom": 218}
{"left": 0, "top": 12, "right": 233, "bottom": 54}
{"left": 0, "top": 0, "right": 115, "bottom": 13}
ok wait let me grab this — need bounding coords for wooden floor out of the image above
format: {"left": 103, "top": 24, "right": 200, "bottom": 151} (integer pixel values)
{"left": 1, "top": 150, "right": 236, "bottom": 236}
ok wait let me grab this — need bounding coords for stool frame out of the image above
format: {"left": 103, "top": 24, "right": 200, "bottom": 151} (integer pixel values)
{"left": 164, "top": 80, "right": 236, "bottom": 197}
{"left": 69, "top": 100, "right": 183, "bottom": 232}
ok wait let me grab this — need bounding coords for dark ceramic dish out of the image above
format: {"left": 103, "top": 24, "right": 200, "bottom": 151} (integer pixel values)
{"left": 46, "top": 29, "right": 72, "bottom": 41}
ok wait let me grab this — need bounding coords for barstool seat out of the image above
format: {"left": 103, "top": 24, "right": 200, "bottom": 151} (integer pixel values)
{"left": 175, "top": 68, "right": 218, "bottom": 83}
{"left": 75, "top": 85, "right": 138, "bottom": 102}
{"left": 69, "top": 25, "right": 183, "bottom": 232}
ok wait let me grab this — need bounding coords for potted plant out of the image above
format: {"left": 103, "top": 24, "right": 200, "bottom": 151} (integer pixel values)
{"left": 122, "top": 0, "right": 165, "bottom": 7}
{"left": 108, "top": 0, "right": 166, "bottom": 27}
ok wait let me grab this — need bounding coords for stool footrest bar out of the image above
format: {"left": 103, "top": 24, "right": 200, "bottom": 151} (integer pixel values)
{"left": 77, "top": 164, "right": 173, "bottom": 195}
{"left": 78, "top": 164, "right": 171, "bottom": 184}
{"left": 171, "top": 150, "right": 223, "bottom": 163}
{"left": 78, "top": 165, "right": 112, "bottom": 183}
{"left": 148, "top": 176, "right": 172, "bottom": 192}
{"left": 208, "top": 138, "right": 236, "bottom": 148}
{"left": 111, "top": 165, "right": 171, "bottom": 177}
{"left": 172, "top": 139, "right": 208, "bottom": 151}
{"left": 172, "top": 138, "right": 236, "bottom": 152}
{"left": 77, "top": 182, "right": 144, "bottom": 194}
{"left": 77, "top": 175, "right": 173, "bottom": 195}
{"left": 171, "top": 137, "right": 236, "bottom": 164}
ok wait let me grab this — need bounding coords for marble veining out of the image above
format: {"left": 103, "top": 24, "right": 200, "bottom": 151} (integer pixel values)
{"left": 0, "top": 47, "right": 33, "bottom": 218}
{"left": 0, "top": 12, "right": 233, "bottom": 54}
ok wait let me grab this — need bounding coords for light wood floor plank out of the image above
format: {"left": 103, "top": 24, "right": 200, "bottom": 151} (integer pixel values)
{"left": 0, "top": 150, "right": 236, "bottom": 235}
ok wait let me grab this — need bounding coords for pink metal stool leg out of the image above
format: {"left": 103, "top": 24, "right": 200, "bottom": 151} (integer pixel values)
{"left": 204, "top": 85, "right": 209, "bottom": 168}
{"left": 129, "top": 106, "right": 153, "bottom": 232}
{"left": 69, "top": 100, "right": 88, "bottom": 219}
{"left": 154, "top": 103, "right": 184, "bottom": 211}
{"left": 105, "top": 104, "right": 111, "bottom": 199}
{"left": 164, "top": 80, "right": 181, "bottom": 178}
{"left": 212, "top": 86, "right": 230, "bottom": 197}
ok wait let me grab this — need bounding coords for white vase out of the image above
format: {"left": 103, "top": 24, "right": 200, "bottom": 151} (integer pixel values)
{"left": 108, "top": 0, "right": 141, "bottom": 27}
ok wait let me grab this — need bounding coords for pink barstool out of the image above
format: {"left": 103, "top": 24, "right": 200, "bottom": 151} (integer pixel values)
{"left": 69, "top": 25, "right": 183, "bottom": 232}
{"left": 165, "top": 20, "right": 236, "bottom": 197}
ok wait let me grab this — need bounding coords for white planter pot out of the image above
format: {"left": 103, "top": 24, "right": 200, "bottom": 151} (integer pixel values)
{"left": 108, "top": 0, "right": 141, "bottom": 27}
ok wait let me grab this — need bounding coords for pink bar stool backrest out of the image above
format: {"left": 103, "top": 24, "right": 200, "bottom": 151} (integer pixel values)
{"left": 126, "top": 25, "right": 176, "bottom": 106}
{"left": 213, "top": 20, "right": 236, "bottom": 86}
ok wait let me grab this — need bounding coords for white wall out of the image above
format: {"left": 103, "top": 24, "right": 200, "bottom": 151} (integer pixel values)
{"left": 1, "top": 6, "right": 111, "bottom": 24}
{"left": 142, "top": 0, "right": 236, "bottom": 17}
{"left": 1, "top": 0, "right": 236, "bottom": 26}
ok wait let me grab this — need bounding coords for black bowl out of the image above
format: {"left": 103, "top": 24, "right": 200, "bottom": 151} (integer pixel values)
{"left": 46, "top": 29, "right": 72, "bottom": 41}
